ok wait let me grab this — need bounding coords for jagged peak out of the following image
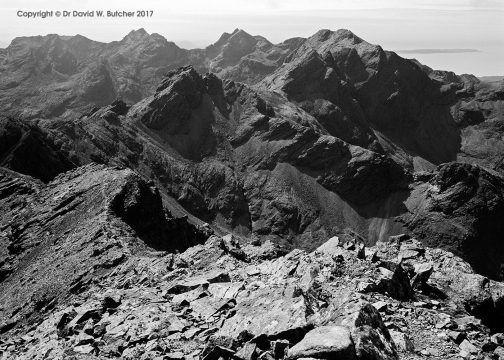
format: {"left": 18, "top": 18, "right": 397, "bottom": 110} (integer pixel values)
{"left": 212, "top": 29, "right": 242, "bottom": 44}
{"left": 210, "top": 29, "right": 254, "bottom": 48}
{"left": 129, "top": 64, "right": 208, "bottom": 132}
{"left": 72, "top": 34, "right": 93, "bottom": 42}
{"left": 213, "top": 31, "right": 233, "bottom": 46}
{"left": 134, "top": 28, "right": 148, "bottom": 35}
{"left": 150, "top": 32, "right": 166, "bottom": 40}
{"left": 309, "top": 28, "right": 364, "bottom": 45}
{"left": 312, "top": 29, "right": 332, "bottom": 39}
{"left": 156, "top": 65, "right": 204, "bottom": 93}
{"left": 122, "top": 28, "right": 149, "bottom": 42}
{"left": 148, "top": 32, "right": 181, "bottom": 49}
{"left": 229, "top": 29, "right": 254, "bottom": 41}
{"left": 335, "top": 29, "right": 362, "bottom": 41}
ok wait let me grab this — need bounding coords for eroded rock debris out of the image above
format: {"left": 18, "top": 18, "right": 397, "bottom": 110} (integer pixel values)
{"left": 1, "top": 177, "right": 504, "bottom": 360}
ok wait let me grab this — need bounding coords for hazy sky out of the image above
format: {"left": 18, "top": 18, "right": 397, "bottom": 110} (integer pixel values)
{"left": 1, "top": 0, "right": 503, "bottom": 75}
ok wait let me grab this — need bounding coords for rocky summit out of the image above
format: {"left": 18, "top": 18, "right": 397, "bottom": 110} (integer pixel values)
{"left": 0, "top": 28, "right": 503, "bottom": 360}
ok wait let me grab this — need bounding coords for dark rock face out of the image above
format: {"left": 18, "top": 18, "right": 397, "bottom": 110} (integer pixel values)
{"left": 110, "top": 173, "right": 207, "bottom": 252}
{"left": 455, "top": 88, "right": 504, "bottom": 174}
{"left": 413, "top": 60, "right": 504, "bottom": 174}
{"left": 261, "top": 38, "right": 381, "bottom": 151}
{"left": 261, "top": 29, "right": 463, "bottom": 170}
{"left": 132, "top": 66, "right": 205, "bottom": 131}
{"left": 402, "top": 162, "right": 504, "bottom": 279}
{"left": 0, "top": 117, "right": 74, "bottom": 182}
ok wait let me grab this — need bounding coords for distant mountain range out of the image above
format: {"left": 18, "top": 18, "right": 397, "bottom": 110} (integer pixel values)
{"left": 0, "top": 28, "right": 302, "bottom": 118}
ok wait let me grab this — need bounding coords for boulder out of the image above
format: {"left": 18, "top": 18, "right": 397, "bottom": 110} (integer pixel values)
{"left": 236, "top": 342, "right": 258, "bottom": 360}
{"left": 216, "top": 287, "right": 310, "bottom": 341}
{"left": 411, "top": 262, "right": 434, "bottom": 289}
{"left": 222, "top": 234, "right": 247, "bottom": 261}
{"left": 331, "top": 301, "right": 398, "bottom": 360}
{"left": 398, "top": 243, "right": 425, "bottom": 260}
{"left": 361, "top": 263, "right": 413, "bottom": 300}
{"left": 168, "top": 270, "right": 230, "bottom": 294}
{"left": 389, "top": 330, "right": 414, "bottom": 352}
{"left": 287, "top": 326, "right": 355, "bottom": 360}
{"left": 315, "top": 237, "right": 341, "bottom": 257}
{"left": 459, "top": 339, "right": 479, "bottom": 355}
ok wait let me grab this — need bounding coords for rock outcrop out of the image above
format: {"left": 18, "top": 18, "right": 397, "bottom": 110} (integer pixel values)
{"left": 2, "top": 220, "right": 503, "bottom": 359}
{"left": 0, "top": 164, "right": 207, "bottom": 340}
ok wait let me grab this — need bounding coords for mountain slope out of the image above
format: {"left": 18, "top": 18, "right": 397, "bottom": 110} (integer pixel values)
{"left": 2, "top": 62, "right": 503, "bottom": 279}
{"left": 261, "top": 29, "right": 462, "bottom": 171}
{"left": 1, "top": 28, "right": 502, "bottom": 176}
{"left": 0, "top": 66, "right": 408, "bottom": 245}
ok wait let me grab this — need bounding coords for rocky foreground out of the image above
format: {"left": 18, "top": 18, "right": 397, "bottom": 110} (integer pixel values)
{"left": 0, "top": 164, "right": 504, "bottom": 360}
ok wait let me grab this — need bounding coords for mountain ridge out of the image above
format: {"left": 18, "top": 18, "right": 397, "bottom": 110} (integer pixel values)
{"left": 1, "top": 28, "right": 503, "bottom": 255}
{"left": 1, "top": 27, "right": 504, "bottom": 359}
